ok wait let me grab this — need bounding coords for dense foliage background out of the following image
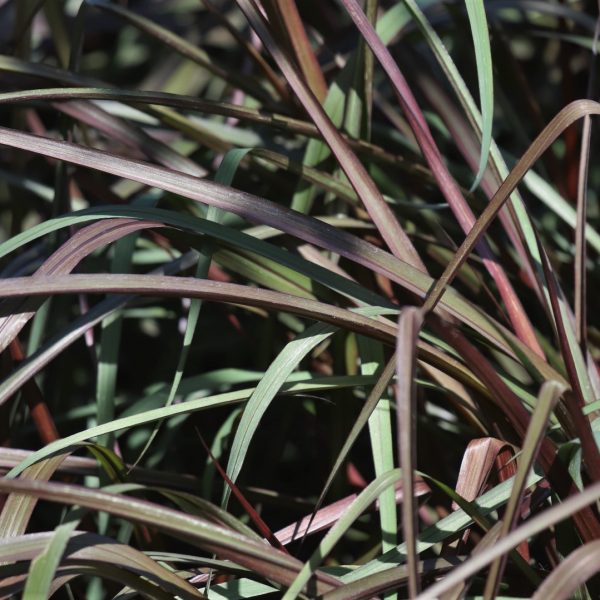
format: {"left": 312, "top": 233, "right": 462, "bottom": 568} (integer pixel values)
{"left": 1, "top": 0, "right": 600, "bottom": 598}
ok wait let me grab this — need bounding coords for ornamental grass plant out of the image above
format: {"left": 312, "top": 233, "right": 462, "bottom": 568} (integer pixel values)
{"left": 0, "top": 1, "right": 600, "bottom": 598}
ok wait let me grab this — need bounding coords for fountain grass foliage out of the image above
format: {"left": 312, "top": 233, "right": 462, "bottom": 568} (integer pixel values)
{"left": 1, "top": 1, "right": 600, "bottom": 598}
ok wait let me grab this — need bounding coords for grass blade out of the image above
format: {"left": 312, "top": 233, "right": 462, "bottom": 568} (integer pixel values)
{"left": 6, "top": 376, "right": 376, "bottom": 478}
{"left": 342, "top": 0, "right": 542, "bottom": 357}
{"left": 396, "top": 308, "right": 424, "bottom": 596}
{"left": 465, "top": 0, "right": 494, "bottom": 191}
{"left": 359, "top": 337, "right": 397, "bottom": 554}
{"left": 424, "top": 99, "right": 600, "bottom": 314}
{"left": 22, "top": 521, "right": 79, "bottom": 600}
{"left": 223, "top": 320, "right": 338, "bottom": 507}
{"left": 531, "top": 540, "right": 600, "bottom": 600}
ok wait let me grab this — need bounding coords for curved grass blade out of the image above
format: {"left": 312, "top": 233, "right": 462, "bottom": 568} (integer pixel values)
{"left": 0, "top": 85, "right": 317, "bottom": 137}
{"left": 465, "top": 0, "right": 494, "bottom": 191}
{"left": 6, "top": 375, "right": 376, "bottom": 478}
{"left": 395, "top": 307, "right": 424, "bottom": 597}
{"left": 0, "top": 126, "right": 537, "bottom": 357}
{"left": 423, "top": 99, "right": 600, "bottom": 313}
{"left": 0, "top": 218, "right": 160, "bottom": 354}
{"left": 0, "top": 206, "right": 392, "bottom": 311}
{"left": 0, "top": 273, "right": 399, "bottom": 350}
{"left": 223, "top": 320, "right": 338, "bottom": 508}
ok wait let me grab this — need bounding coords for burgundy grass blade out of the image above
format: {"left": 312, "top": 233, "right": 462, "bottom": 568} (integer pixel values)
{"left": 196, "top": 430, "right": 289, "bottom": 554}
{"left": 274, "top": 477, "right": 429, "bottom": 546}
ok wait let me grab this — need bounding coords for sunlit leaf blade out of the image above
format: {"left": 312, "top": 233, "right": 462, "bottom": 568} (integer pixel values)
{"left": 341, "top": 468, "right": 545, "bottom": 584}
{"left": 224, "top": 320, "right": 337, "bottom": 507}
{"left": 22, "top": 521, "right": 79, "bottom": 600}
{"left": 359, "top": 337, "right": 397, "bottom": 553}
{"left": 0, "top": 455, "right": 67, "bottom": 538}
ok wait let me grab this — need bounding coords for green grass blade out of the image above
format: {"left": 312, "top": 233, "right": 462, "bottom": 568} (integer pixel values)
{"left": 134, "top": 147, "right": 252, "bottom": 467}
{"left": 465, "top": 0, "right": 494, "bottom": 191}
{"left": 22, "top": 521, "right": 79, "bottom": 600}
{"left": 223, "top": 305, "right": 395, "bottom": 507}
{"left": 416, "top": 479, "right": 600, "bottom": 599}
{"left": 223, "top": 320, "right": 337, "bottom": 507}
{"left": 6, "top": 375, "right": 376, "bottom": 478}
{"left": 530, "top": 540, "right": 600, "bottom": 600}
{"left": 341, "top": 467, "right": 545, "bottom": 583}
{"left": 358, "top": 337, "right": 397, "bottom": 553}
